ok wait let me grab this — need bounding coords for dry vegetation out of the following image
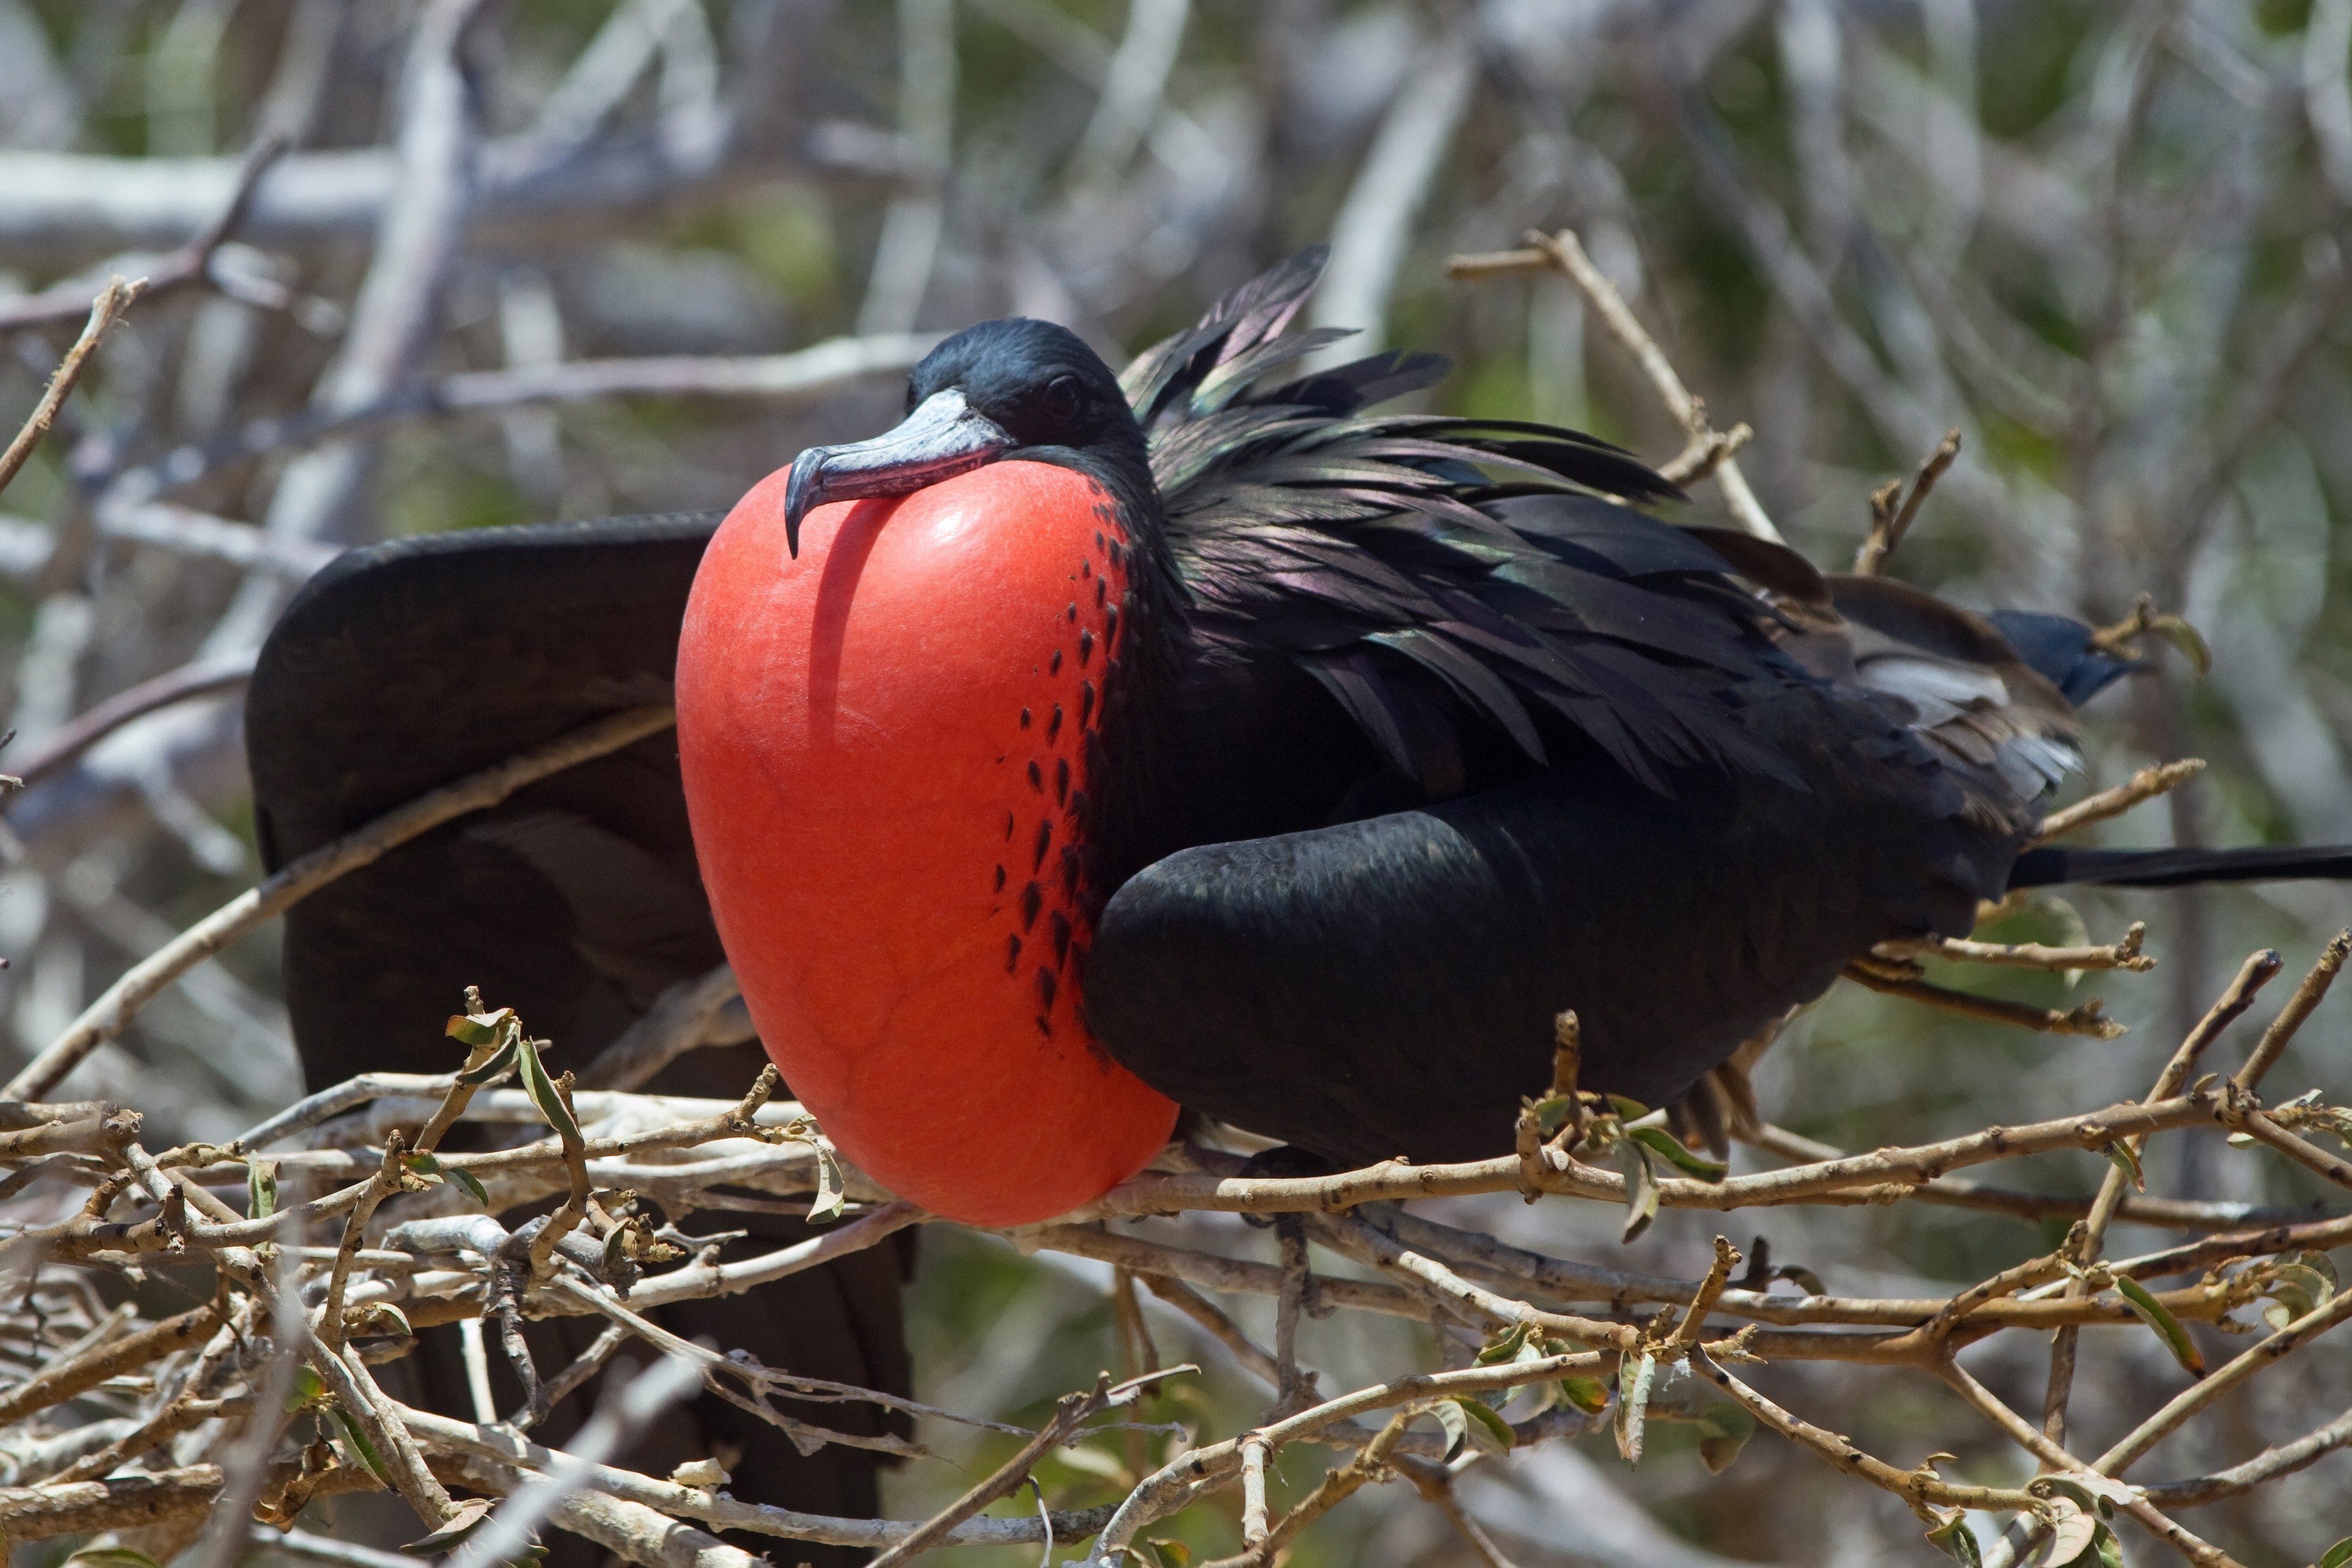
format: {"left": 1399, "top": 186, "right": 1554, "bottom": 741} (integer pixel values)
{"left": 4, "top": 3, "right": 2352, "bottom": 1565}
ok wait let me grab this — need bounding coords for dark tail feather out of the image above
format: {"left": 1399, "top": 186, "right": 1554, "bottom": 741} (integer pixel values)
{"left": 2010, "top": 843, "right": 2352, "bottom": 890}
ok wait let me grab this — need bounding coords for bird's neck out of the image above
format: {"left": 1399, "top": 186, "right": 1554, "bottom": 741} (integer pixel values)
{"left": 1020, "top": 443, "right": 1189, "bottom": 910}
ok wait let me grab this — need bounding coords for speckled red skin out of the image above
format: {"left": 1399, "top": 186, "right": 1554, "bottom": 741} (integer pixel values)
{"left": 676, "top": 460, "right": 1178, "bottom": 1226}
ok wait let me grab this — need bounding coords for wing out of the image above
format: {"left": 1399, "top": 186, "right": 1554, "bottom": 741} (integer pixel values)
{"left": 1124, "top": 252, "right": 2088, "bottom": 834}
{"left": 245, "top": 515, "right": 911, "bottom": 1558}
{"left": 1126, "top": 251, "right": 1817, "bottom": 804}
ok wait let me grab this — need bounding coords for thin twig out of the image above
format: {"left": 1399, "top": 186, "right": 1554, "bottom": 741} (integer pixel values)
{"left": 1852, "top": 427, "right": 1962, "bottom": 575}
{"left": 1842, "top": 959, "right": 2128, "bottom": 1038}
{"left": 1447, "top": 232, "right": 1784, "bottom": 541}
{"left": 2033, "top": 759, "right": 2208, "bottom": 844}
{"left": 0, "top": 278, "right": 142, "bottom": 502}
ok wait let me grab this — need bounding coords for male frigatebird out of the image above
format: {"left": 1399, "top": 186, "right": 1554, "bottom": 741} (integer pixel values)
{"left": 674, "top": 247, "right": 2352, "bottom": 1226}
{"left": 248, "top": 251, "right": 2350, "bottom": 1533}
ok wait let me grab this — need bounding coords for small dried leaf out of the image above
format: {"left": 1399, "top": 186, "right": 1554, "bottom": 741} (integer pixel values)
{"left": 2114, "top": 1276, "right": 2205, "bottom": 1375}
{"left": 1433, "top": 1395, "right": 1469, "bottom": 1460}
{"left": 456, "top": 1031, "right": 522, "bottom": 1085}
{"left": 1449, "top": 1395, "right": 1514, "bottom": 1455}
{"left": 1770, "top": 1265, "right": 1827, "bottom": 1297}
{"left": 1923, "top": 1510, "right": 1981, "bottom": 1565}
{"left": 247, "top": 1158, "right": 277, "bottom": 1221}
{"left": 2043, "top": 1497, "right": 2098, "bottom": 1565}
{"left": 809, "top": 1136, "right": 847, "bottom": 1223}
{"left": 2148, "top": 614, "right": 2211, "bottom": 677}
{"left": 2030, "top": 1474, "right": 2139, "bottom": 1520}
{"left": 447, "top": 1008, "right": 515, "bottom": 1049}
{"left": 517, "top": 1035, "right": 580, "bottom": 1144}
{"left": 402, "top": 1497, "right": 495, "bottom": 1554}
{"left": 1613, "top": 1351, "right": 1654, "bottom": 1465}
{"left": 1615, "top": 1138, "right": 1660, "bottom": 1243}
{"left": 356, "top": 1302, "right": 413, "bottom": 1340}
{"left": 668, "top": 1458, "right": 730, "bottom": 1490}
{"left": 2260, "top": 1256, "right": 2337, "bottom": 1329}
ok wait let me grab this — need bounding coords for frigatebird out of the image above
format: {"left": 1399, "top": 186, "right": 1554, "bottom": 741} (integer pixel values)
{"left": 247, "top": 250, "right": 2350, "bottom": 1527}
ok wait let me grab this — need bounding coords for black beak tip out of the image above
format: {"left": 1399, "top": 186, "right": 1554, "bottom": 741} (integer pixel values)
{"left": 782, "top": 451, "right": 823, "bottom": 559}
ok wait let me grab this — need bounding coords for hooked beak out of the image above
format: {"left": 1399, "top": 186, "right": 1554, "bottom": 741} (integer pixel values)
{"left": 782, "top": 388, "right": 1019, "bottom": 557}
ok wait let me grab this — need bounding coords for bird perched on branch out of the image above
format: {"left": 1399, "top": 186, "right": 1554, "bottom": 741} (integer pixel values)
{"left": 249, "top": 255, "right": 2352, "bottom": 1473}
{"left": 674, "top": 247, "right": 2352, "bottom": 1224}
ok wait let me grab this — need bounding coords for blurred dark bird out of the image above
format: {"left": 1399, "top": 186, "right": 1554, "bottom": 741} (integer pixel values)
{"left": 246, "top": 251, "right": 2352, "bottom": 1517}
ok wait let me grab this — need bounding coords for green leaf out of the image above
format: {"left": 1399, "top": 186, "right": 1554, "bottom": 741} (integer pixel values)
{"left": 402, "top": 1151, "right": 444, "bottom": 1187}
{"left": 2318, "top": 1537, "right": 2352, "bottom": 1568}
{"left": 1693, "top": 1400, "right": 1756, "bottom": 1475}
{"left": 456, "top": 1030, "right": 522, "bottom": 1085}
{"left": 68, "top": 1550, "right": 165, "bottom": 1568}
{"left": 446, "top": 1164, "right": 490, "bottom": 1204}
{"left": 2100, "top": 1140, "right": 2145, "bottom": 1192}
{"left": 1629, "top": 1125, "right": 1728, "bottom": 1182}
{"left": 330, "top": 1407, "right": 395, "bottom": 1488}
{"left": 1449, "top": 1395, "right": 1514, "bottom": 1455}
{"left": 1139, "top": 1541, "right": 1192, "bottom": 1568}
{"left": 402, "top": 1497, "right": 495, "bottom": 1554}
{"left": 1527, "top": 1093, "right": 1576, "bottom": 1136}
{"left": 1923, "top": 1510, "right": 1981, "bottom": 1566}
{"left": 1475, "top": 1322, "right": 1536, "bottom": 1365}
{"left": 1615, "top": 1138, "right": 1660, "bottom": 1243}
{"left": 2093, "top": 1523, "right": 2124, "bottom": 1568}
{"left": 1555, "top": 1375, "right": 1612, "bottom": 1414}
{"left": 516, "top": 1035, "right": 580, "bottom": 1144}
{"left": 2115, "top": 1275, "right": 2205, "bottom": 1376}
{"left": 1613, "top": 1351, "right": 1654, "bottom": 1465}
{"left": 1604, "top": 1094, "right": 1652, "bottom": 1122}
{"left": 247, "top": 1158, "right": 278, "bottom": 1221}
{"left": 447, "top": 1008, "right": 515, "bottom": 1048}
{"left": 284, "top": 1365, "right": 327, "bottom": 1413}
{"left": 1432, "top": 1395, "right": 1469, "bottom": 1460}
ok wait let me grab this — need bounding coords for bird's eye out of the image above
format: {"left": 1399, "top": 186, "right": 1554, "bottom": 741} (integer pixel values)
{"left": 1043, "top": 375, "right": 1082, "bottom": 421}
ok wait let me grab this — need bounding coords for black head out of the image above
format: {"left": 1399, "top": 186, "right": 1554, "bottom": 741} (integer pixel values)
{"left": 782, "top": 317, "right": 1148, "bottom": 555}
